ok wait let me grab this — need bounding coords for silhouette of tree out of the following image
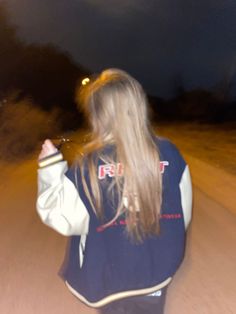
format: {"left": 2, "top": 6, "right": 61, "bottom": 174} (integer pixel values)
{"left": 15, "top": 43, "right": 88, "bottom": 111}
{"left": 0, "top": 4, "right": 24, "bottom": 91}
{"left": 0, "top": 3, "right": 89, "bottom": 127}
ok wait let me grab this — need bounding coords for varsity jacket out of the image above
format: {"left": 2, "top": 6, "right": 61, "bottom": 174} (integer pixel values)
{"left": 36, "top": 137, "right": 192, "bottom": 308}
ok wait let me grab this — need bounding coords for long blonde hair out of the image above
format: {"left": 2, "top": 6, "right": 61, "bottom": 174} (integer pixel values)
{"left": 76, "top": 69, "right": 162, "bottom": 242}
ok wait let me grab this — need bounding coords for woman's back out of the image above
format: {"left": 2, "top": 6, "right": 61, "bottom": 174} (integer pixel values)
{"left": 37, "top": 68, "right": 192, "bottom": 313}
{"left": 61, "top": 136, "right": 189, "bottom": 305}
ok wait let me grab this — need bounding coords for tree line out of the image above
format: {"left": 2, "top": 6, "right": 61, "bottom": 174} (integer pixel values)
{"left": 0, "top": 4, "right": 89, "bottom": 127}
{"left": 1, "top": 3, "right": 235, "bottom": 127}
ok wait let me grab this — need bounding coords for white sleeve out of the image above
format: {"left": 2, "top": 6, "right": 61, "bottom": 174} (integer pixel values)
{"left": 179, "top": 165, "right": 192, "bottom": 229}
{"left": 36, "top": 161, "right": 90, "bottom": 236}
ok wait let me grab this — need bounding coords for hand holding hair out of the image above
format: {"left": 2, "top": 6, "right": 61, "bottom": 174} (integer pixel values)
{"left": 38, "top": 139, "right": 58, "bottom": 160}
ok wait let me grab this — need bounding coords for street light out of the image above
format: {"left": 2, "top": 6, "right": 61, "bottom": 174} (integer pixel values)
{"left": 81, "top": 77, "right": 90, "bottom": 86}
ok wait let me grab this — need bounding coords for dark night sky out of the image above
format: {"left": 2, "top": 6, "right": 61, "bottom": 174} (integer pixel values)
{"left": 4, "top": 0, "right": 236, "bottom": 99}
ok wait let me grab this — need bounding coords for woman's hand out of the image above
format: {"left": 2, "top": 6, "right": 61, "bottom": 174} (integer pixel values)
{"left": 38, "top": 139, "right": 58, "bottom": 160}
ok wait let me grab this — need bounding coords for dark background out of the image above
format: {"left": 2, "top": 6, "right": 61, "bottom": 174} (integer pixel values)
{"left": 5, "top": 0, "right": 236, "bottom": 98}
{"left": 0, "top": 1, "right": 236, "bottom": 161}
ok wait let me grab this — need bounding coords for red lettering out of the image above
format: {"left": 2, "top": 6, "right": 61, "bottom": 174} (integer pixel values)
{"left": 117, "top": 163, "right": 124, "bottom": 176}
{"left": 98, "top": 161, "right": 169, "bottom": 179}
{"left": 98, "top": 164, "right": 115, "bottom": 179}
{"left": 161, "top": 213, "right": 182, "bottom": 219}
{"left": 96, "top": 226, "right": 105, "bottom": 232}
{"left": 159, "top": 161, "right": 169, "bottom": 174}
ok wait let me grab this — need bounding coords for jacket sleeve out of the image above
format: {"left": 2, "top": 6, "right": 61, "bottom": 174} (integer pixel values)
{"left": 36, "top": 161, "right": 90, "bottom": 236}
{"left": 179, "top": 165, "right": 193, "bottom": 229}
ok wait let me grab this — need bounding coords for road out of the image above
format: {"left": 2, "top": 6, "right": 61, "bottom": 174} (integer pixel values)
{"left": 0, "top": 151, "right": 236, "bottom": 314}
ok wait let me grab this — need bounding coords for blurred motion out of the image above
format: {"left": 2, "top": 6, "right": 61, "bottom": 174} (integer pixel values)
{"left": 0, "top": 93, "right": 60, "bottom": 162}
{"left": 0, "top": 1, "right": 236, "bottom": 313}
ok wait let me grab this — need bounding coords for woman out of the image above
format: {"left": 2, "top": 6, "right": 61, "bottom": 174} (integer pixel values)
{"left": 37, "top": 69, "right": 192, "bottom": 313}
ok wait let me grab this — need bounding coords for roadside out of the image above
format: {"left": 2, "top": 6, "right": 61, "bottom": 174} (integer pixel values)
{"left": 156, "top": 122, "right": 236, "bottom": 215}
{"left": 1, "top": 122, "right": 235, "bottom": 214}
{"left": 155, "top": 122, "right": 236, "bottom": 176}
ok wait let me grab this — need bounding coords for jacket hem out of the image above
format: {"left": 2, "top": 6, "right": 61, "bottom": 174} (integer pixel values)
{"left": 65, "top": 277, "right": 172, "bottom": 308}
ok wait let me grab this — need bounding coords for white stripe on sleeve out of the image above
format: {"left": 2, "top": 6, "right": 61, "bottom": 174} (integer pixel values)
{"left": 179, "top": 165, "right": 192, "bottom": 229}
